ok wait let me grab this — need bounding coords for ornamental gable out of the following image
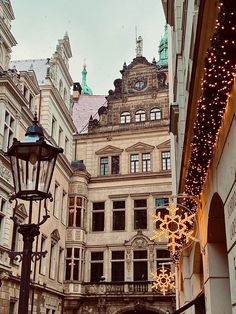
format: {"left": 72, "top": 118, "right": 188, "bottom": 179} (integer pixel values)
{"left": 95, "top": 145, "right": 124, "bottom": 155}
{"left": 126, "top": 142, "right": 155, "bottom": 152}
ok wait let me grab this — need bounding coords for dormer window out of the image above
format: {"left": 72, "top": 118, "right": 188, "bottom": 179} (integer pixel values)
{"left": 150, "top": 107, "right": 161, "bottom": 120}
{"left": 135, "top": 109, "right": 146, "bottom": 122}
{"left": 120, "top": 112, "right": 131, "bottom": 124}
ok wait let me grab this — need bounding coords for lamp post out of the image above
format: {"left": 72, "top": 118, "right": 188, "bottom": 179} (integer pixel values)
{"left": 6, "top": 114, "right": 63, "bottom": 314}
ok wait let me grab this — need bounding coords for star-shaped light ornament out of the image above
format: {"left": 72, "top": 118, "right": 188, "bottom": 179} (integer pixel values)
{"left": 152, "top": 266, "right": 175, "bottom": 295}
{"left": 152, "top": 201, "right": 195, "bottom": 255}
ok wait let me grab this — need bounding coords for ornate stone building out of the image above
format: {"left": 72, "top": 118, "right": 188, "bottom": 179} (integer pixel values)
{"left": 0, "top": 1, "right": 174, "bottom": 313}
{"left": 68, "top": 35, "right": 174, "bottom": 314}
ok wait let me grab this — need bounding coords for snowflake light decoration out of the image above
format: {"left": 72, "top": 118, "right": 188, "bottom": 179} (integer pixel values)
{"left": 152, "top": 201, "right": 195, "bottom": 255}
{"left": 152, "top": 266, "right": 175, "bottom": 295}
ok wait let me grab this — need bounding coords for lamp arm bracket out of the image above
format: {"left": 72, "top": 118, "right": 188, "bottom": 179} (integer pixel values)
{"left": 8, "top": 251, "right": 23, "bottom": 263}
{"left": 32, "top": 250, "right": 47, "bottom": 262}
{"left": 37, "top": 214, "right": 50, "bottom": 227}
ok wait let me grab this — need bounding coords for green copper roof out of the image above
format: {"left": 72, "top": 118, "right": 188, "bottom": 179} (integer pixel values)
{"left": 81, "top": 64, "right": 93, "bottom": 95}
{"left": 157, "top": 24, "right": 168, "bottom": 67}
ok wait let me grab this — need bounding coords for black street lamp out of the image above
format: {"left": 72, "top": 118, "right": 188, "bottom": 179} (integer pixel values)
{"left": 6, "top": 114, "right": 63, "bottom": 314}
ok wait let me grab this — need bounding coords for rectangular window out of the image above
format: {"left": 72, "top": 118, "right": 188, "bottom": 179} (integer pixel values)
{"left": 133, "top": 250, "right": 148, "bottom": 281}
{"left": 112, "top": 200, "right": 125, "bottom": 231}
{"left": 0, "top": 198, "right": 6, "bottom": 242}
{"left": 9, "top": 301, "right": 15, "bottom": 314}
{"left": 51, "top": 116, "right": 56, "bottom": 138}
{"left": 100, "top": 157, "right": 108, "bottom": 176}
{"left": 92, "top": 202, "right": 104, "bottom": 231}
{"left": 111, "top": 156, "right": 120, "bottom": 174}
{"left": 68, "top": 196, "right": 82, "bottom": 227}
{"left": 65, "top": 136, "right": 69, "bottom": 155}
{"left": 162, "top": 151, "right": 171, "bottom": 170}
{"left": 49, "top": 242, "right": 57, "bottom": 279}
{"left": 134, "top": 199, "right": 147, "bottom": 230}
{"left": 39, "top": 236, "right": 47, "bottom": 275}
{"left": 29, "top": 93, "right": 33, "bottom": 110}
{"left": 111, "top": 251, "right": 124, "bottom": 281}
{"left": 58, "top": 248, "right": 64, "bottom": 282}
{"left": 11, "top": 222, "right": 19, "bottom": 254}
{"left": 3, "top": 111, "right": 14, "bottom": 151}
{"left": 130, "top": 154, "right": 139, "bottom": 173}
{"left": 156, "top": 249, "right": 171, "bottom": 270}
{"left": 155, "top": 198, "right": 169, "bottom": 229}
{"left": 65, "top": 247, "right": 80, "bottom": 281}
{"left": 58, "top": 127, "right": 63, "bottom": 147}
{"left": 142, "top": 153, "right": 151, "bottom": 172}
{"left": 53, "top": 183, "right": 60, "bottom": 217}
{"left": 90, "top": 251, "right": 103, "bottom": 282}
{"left": 61, "top": 190, "right": 67, "bottom": 224}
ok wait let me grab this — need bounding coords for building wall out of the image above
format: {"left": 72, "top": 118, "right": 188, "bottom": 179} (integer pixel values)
{"left": 167, "top": 0, "right": 236, "bottom": 313}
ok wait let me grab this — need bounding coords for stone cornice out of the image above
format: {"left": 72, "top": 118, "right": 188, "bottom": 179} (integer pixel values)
{"left": 53, "top": 52, "right": 73, "bottom": 86}
{"left": 0, "top": 16, "right": 17, "bottom": 47}
{"left": 90, "top": 171, "right": 171, "bottom": 184}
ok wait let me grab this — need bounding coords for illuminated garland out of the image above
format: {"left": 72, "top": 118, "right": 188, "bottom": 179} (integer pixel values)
{"left": 152, "top": 266, "right": 175, "bottom": 295}
{"left": 185, "top": 0, "right": 236, "bottom": 197}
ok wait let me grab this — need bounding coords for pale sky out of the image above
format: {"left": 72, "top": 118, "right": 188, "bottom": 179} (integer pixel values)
{"left": 11, "top": 0, "right": 166, "bottom": 95}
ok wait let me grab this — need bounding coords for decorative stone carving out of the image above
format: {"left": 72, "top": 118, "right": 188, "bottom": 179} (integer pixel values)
{"left": 126, "top": 247, "right": 132, "bottom": 272}
{"left": 51, "top": 229, "right": 60, "bottom": 242}
{"left": 132, "top": 237, "right": 148, "bottom": 248}
{"left": 0, "top": 161, "right": 12, "bottom": 184}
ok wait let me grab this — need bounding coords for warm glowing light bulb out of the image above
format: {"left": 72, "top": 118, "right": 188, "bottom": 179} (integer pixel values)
{"left": 29, "top": 152, "right": 38, "bottom": 165}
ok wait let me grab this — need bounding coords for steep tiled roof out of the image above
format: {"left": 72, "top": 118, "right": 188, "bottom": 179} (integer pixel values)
{"left": 73, "top": 95, "right": 107, "bottom": 134}
{"left": 10, "top": 59, "right": 49, "bottom": 85}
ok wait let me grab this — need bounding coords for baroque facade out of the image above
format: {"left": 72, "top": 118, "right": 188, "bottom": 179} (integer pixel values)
{"left": 165, "top": 0, "right": 236, "bottom": 313}
{"left": 67, "top": 37, "right": 173, "bottom": 314}
{"left": 0, "top": 1, "right": 174, "bottom": 313}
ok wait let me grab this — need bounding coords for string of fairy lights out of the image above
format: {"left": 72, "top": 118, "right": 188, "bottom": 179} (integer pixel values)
{"left": 185, "top": 0, "right": 236, "bottom": 197}
{"left": 152, "top": 0, "right": 236, "bottom": 293}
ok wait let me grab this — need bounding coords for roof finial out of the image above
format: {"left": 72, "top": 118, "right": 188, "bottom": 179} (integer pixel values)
{"left": 136, "top": 35, "right": 143, "bottom": 57}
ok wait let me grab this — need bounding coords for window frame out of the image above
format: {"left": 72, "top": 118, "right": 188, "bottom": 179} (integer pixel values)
{"left": 161, "top": 151, "right": 171, "bottom": 171}
{"left": 65, "top": 247, "right": 81, "bottom": 281}
{"left": 90, "top": 251, "right": 104, "bottom": 282}
{"left": 39, "top": 235, "right": 47, "bottom": 275}
{"left": 68, "top": 196, "right": 84, "bottom": 228}
{"left": 0, "top": 197, "right": 7, "bottom": 244}
{"left": 150, "top": 107, "right": 162, "bottom": 120}
{"left": 133, "top": 249, "right": 148, "bottom": 281}
{"left": 120, "top": 111, "right": 131, "bottom": 124}
{"left": 135, "top": 109, "right": 146, "bottom": 122}
{"left": 99, "top": 155, "right": 120, "bottom": 176}
{"left": 3, "top": 110, "right": 15, "bottom": 151}
{"left": 133, "top": 199, "right": 147, "bottom": 230}
{"left": 112, "top": 200, "right": 126, "bottom": 231}
{"left": 111, "top": 250, "right": 125, "bottom": 282}
{"left": 92, "top": 201, "right": 105, "bottom": 232}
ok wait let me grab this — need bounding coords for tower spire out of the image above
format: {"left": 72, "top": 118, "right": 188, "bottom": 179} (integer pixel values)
{"left": 81, "top": 62, "right": 93, "bottom": 95}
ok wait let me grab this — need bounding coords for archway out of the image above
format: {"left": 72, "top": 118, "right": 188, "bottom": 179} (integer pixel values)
{"left": 192, "top": 242, "right": 205, "bottom": 314}
{"left": 205, "top": 193, "right": 231, "bottom": 314}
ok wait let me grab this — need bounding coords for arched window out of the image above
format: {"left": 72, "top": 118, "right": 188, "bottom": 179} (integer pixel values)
{"left": 63, "top": 88, "right": 67, "bottom": 102}
{"left": 120, "top": 111, "right": 131, "bottom": 124}
{"left": 135, "top": 109, "right": 146, "bottom": 122}
{"left": 150, "top": 107, "right": 162, "bottom": 120}
{"left": 59, "top": 79, "right": 63, "bottom": 94}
